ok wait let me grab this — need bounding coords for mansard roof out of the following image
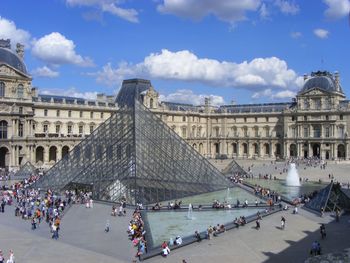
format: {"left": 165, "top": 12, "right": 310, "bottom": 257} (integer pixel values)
{"left": 299, "top": 71, "right": 343, "bottom": 95}
{"left": 0, "top": 46, "right": 28, "bottom": 75}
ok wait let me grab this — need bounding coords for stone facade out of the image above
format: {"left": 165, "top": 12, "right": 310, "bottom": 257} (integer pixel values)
{"left": 0, "top": 39, "right": 349, "bottom": 171}
{"left": 144, "top": 70, "right": 349, "bottom": 161}
{"left": 0, "top": 41, "right": 116, "bottom": 170}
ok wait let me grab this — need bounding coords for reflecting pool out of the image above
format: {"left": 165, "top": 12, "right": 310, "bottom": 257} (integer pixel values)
{"left": 146, "top": 208, "right": 262, "bottom": 246}
{"left": 244, "top": 178, "right": 326, "bottom": 200}
{"left": 168, "top": 187, "right": 263, "bottom": 206}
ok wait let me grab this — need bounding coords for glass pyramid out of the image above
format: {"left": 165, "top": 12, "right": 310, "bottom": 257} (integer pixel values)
{"left": 14, "top": 161, "right": 37, "bottom": 179}
{"left": 35, "top": 80, "right": 229, "bottom": 205}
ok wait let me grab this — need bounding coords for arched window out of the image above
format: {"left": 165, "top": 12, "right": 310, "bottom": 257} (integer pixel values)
{"left": 0, "top": 121, "right": 7, "bottom": 139}
{"left": 0, "top": 82, "right": 5, "bottom": 97}
{"left": 150, "top": 98, "right": 154, "bottom": 109}
{"left": 17, "top": 84, "right": 24, "bottom": 98}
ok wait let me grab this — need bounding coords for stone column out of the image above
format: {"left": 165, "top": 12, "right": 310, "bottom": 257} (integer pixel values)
{"left": 44, "top": 145, "right": 49, "bottom": 164}
{"left": 57, "top": 146, "right": 62, "bottom": 162}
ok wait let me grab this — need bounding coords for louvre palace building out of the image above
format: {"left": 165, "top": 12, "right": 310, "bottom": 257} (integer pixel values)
{"left": 0, "top": 38, "right": 349, "bottom": 171}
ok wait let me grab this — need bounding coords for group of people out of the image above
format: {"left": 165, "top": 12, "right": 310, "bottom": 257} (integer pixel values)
{"left": 0, "top": 249, "right": 15, "bottom": 263}
{"left": 127, "top": 207, "right": 147, "bottom": 259}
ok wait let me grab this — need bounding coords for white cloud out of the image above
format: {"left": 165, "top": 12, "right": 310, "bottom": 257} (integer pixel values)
{"left": 40, "top": 87, "right": 98, "bottom": 100}
{"left": 274, "top": 0, "right": 299, "bottom": 15}
{"left": 0, "top": 17, "right": 31, "bottom": 49}
{"left": 31, "top": 66, "right": 59, "bottom": 78}
{"left": 157, "top": 0, "right": 261, "bottom": 24}
{"left": 290, "top": 31, "right": 302, "bottom": 39}
{"left": 324, "top": 0, "right": 350, "bottom": 19}
{"left": 252, "top": 88, "right": 296, "bottom": 99}
{"left": 31, "top": 32, "right": 94, "bottom": 67}
{"left": 66, "top": 0, "right": 139, "bottom": 23}
{"left": 159, "top": 89, "right": 225, "bottom": 106}
{"left": 313, "top": 28, "right": 329, "bottom": 39}
{"left": 92, "top": 49, "right": 302, "bottom": 92}
{"left": 259, "top": 3, "right": 270, "bottom": 19}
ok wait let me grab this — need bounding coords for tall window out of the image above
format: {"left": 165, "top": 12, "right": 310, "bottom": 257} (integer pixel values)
{"left": 90, "top": 125, "right": 94, "bottom": 134}
{"left": 90, "top": 112, "right": 93, "bottom": 119}
{"left": 18, "top": 123, "right": 23, "bottom": 137}
{"left": 68, "top": 110, "right": 72, "bottom": 117}
{"left": 0, "top": 82, "right": 5, "bottom": 97}
{"left": 44, "top": 109, "right": 48, "bottom": 117}
{"left": 313, "top": 125, "right": 321, "bottom": 138}
{"left": 56, "top": 110, "right": 60, "bottom": 117}
{"left": 79, "top": 125, "right": 83, "bottom": 134}
{"left": 100, "top": 112, "right": 103, "bottom": 119}
{"left": 338, "top": 126, "right": 344, "bottom": 138}
{"left": 150, "top": 98, "right": 154, "bottom": 108}
{"left": 0, "top": 121, "right": 7, "bottom": 139}
{"left": 43, "top": 124, "right": 48, "bottom": 133}
{"left": 79, "top": 111, "right": 83, "bottom": 118}
{"left": 314, "top": 98, "right": 321, "bottom": 110}
{"left": 243, "top": 127, "right": 248, "bottom": 137}
{"left": 303, "top": 127, "right": 308, "bottom": 137}
{"left": 17, "top": 84, "right": 24, "bottom": 98}
{"left": 325, "top": 127, "right": 330, "bottom": 138}
{"left": 254, "top": 127, "right": 259, "bottom": 137}
{"left": 182, "top": 127, "right": 187, "bottom": 138}
{"left": 19, "top": 107, "right": 23, "bottom": 114}
{"left": 265, "top": 127, "right": 269, "bottom": 137}
{"left": 215, "top": 127, "right": 219, "bottom": 137}
{"left": 56, "top": 125, "right": 60, "bottom": 134}
{"left": 67, "top": 125, "right": 72, "bottom": 134}
{"left": 291, "top": 127, "right": 296, "bottom": 137}
{"left": 182, "top": 116, "right": 186, "bottom": 122}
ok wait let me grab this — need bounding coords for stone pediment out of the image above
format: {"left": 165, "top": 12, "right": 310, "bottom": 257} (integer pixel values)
{"left": 300, "top": 87, "right": 329, "bottom": 97}
{"left": 0, "top": 64, "right": 30, "bottom": 79}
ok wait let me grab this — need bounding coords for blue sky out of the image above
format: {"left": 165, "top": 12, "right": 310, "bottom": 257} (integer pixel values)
{"left": 1, "top": 0, "right": 349, "bottom": 105}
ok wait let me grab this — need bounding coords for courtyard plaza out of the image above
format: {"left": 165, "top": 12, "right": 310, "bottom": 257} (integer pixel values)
{"left": 211, "top": 158, "right": 350, "bottom": 186}
{"left": 1, "top": 159, "right": 350, "bottom": 263}
{"left": 0, "top": 200, "right": 349, "bottom": 263}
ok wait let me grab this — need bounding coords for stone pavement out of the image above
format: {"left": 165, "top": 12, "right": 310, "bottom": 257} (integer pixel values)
{"left": 1, "top": 200, "right": 350, "bottom": 263}
{"left": 0, "top": 202, "right": 136, "bottom": 263}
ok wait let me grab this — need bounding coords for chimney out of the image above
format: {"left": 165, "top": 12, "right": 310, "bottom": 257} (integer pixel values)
{"left": 16, "top": 43, "right": 24, "bottom": 59}
{"left": 334, "top": 71, "right": 340, "bottom": 92}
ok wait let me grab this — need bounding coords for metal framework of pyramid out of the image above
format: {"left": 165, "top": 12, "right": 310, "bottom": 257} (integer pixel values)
{"left": 222, "top": 160, "right": 247, "bottom": 177}
{"left": 34, "top": 79, "right": 230, "bottom": 205}
{"left": 304, "top": 182, "right": 350, "bottom": 213}
{"left": 14, "top": 161, "right": 37, "bottom": 179}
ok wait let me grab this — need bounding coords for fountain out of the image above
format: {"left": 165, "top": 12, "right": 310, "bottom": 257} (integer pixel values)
{"left": 186, "top": 204, "right": 194, "bottom": 220}
{"left": 226, "top": 187, "right": 232, "bottom": 201}
{"left": 286, "top": 163, "right": 301, "bottom": 186}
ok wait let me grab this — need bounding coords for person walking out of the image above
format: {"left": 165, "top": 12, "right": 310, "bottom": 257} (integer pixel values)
{"left": 281, "top": 216, "right": 286, "bottom": 230}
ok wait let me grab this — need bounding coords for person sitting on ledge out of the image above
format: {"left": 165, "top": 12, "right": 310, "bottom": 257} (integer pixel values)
{"left": 174, "top": 236, "right": 182, "bottom": 245}
{"left": 234, "top": 217, "right": 240, "bottom": 228}
{"left": 194, "top": 231, "right": 202, "bottom": 242}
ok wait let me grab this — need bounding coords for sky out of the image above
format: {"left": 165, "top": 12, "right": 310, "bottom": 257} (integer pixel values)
{"left": 0, "top": 0, "right": 349, "bottom": 106}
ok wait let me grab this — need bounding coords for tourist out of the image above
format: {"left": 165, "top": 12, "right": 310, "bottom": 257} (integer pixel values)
{"left": 1, "top": 199, "right": 5, "bottom": 213}
{"left": 281, "top": 216, "right": 286, "bottom": 230}
{"left": 293, "top": 206, "right": 298, "bottom": 214}
{"left": 320, "top": 224, "right": 326, "bottom": 239}
{"left": 105, "top": 220, "right": 110, "bottom": 232}
{"left": 161, "top": 245, "right": 170, "bottom": 257}
{"left": 0, "top": 250, "right": 4, "bottom": 263}
{"left": 194, "top": 231, "right": 202, "bottom": 242}
{"left": 89, "top": 198, "right": 93, "bottom": 208}
{"left": 256, "top": 219, "right": 260, "bottom": 230}
{"left": 320, "top": 207, "right": 324, "bottom": 217}
{"left": 175, "top": 235, "right": 182, "bottom": 245}
{"left": 6, "top": 250, "right": 14, "bottom": 263}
